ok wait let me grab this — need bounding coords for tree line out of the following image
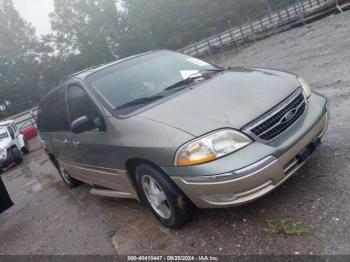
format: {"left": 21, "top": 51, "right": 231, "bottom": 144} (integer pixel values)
{"left": 0, "top": 0, "right": 299, "bottom": 119}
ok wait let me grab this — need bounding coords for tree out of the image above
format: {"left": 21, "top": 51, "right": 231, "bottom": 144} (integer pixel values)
{"left": 119, "top": 0, "right": 301, "bottom": 56}
{"left": 0, "top": 0, "right": 42, "bottom": 118}
{"left": 48, "top": 0, "right": 122, "bottom": 65}
{"left": 0, "top": 0, "right": 304, "bottom": 119}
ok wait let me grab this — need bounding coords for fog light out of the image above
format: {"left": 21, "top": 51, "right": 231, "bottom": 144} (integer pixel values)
{"left": 202, "top": 192, "right": 237, "bottom": 203}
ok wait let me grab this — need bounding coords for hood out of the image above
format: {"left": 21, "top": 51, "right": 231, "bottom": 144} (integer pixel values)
{"left": 139, "top": 67, "right": 300, "bottom": 136}
{"left": 0, "top": 138, "right": 12, "bottom": 150}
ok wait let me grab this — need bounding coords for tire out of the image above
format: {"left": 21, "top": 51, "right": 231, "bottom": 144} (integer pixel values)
{"left": 12, "top": 147, "right": 23, "bottom": 164}
{"left": 135, "top": 163, "right": 194, "bottom": 228}
{"left": 21, "top": 141, "right": 30, "bottom": 154}
{"left": 55, "top": 159, "right": 81, "bottom": 188}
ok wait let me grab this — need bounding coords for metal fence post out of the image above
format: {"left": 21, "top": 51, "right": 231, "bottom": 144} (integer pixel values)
{"left": 239, "top": 26, "right": 245, "bottom": 40}
{"left": 286, "top": 8, "right": 290, "bottom": 19}
{"left": 194, "top": 45, "right": 200, "bottom": 56}
{"left": 266, "top": 0, "right": 278, "bottom": 33}
{"left": 228, "top": 30, "right": 239, "bottom": 49}
{"left": 259, "top": 18, "right": 264, "bottom": 31}
{"left": 245, "top": 11, "right": 256, "bottom": 41}
{"left": 206, "top": 39, "right": 211, "bottom": 51}
{"left": 218, "top": 35, "right": 224, "bottom": 48}
{"left": 299, "top": 0, "right": 306, "bottom": 25}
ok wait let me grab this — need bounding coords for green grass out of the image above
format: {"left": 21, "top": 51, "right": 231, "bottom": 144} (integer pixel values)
{"left": 265, "top": 218, "right": 317, "bottom": 237}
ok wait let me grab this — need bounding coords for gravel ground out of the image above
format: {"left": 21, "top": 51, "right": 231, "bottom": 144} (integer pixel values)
{"left": 0, "top": 11, "right": 350, "bottom": 255}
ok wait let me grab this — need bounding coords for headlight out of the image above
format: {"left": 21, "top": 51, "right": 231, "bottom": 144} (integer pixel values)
{"left": 175, "top": 129, "right": 252, "bottom": 166}
{"left": 298, "top": 76, "right": 311, "bottom": 98}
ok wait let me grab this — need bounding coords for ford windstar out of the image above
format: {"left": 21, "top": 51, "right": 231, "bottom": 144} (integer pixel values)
{"left": 37, "top": 50, "right": 328, "bottom": 228}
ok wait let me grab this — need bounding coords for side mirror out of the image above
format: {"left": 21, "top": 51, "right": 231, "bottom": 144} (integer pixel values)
{"left": 71, "top": 116, "right": 95, "bottom": 134}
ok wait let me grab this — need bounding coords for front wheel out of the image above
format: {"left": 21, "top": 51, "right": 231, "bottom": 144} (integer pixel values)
{"left": 56, "top": 161, "right": 81, "bottom": 188}
{"left": 135, "top": 163, "right": 194, "bottom": 228}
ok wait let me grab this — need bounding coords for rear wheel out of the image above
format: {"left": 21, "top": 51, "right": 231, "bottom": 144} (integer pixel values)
{"left": 56, "top": 161, "right": 81, "bottom": 188}
{"left": 135, "top": 163, "right": 194, "bottom": 228}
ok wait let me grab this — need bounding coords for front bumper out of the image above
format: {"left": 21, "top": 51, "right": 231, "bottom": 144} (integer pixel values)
{"left": 168, "top": 92, "right": 328, "bottom": 208}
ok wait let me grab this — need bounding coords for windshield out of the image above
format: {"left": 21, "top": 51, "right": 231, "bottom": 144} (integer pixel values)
{"left": 87, "top": 51, "right": 218, "bottom": 110}
{"left": 0, "top": 128, "right": 8, "bottom": 139}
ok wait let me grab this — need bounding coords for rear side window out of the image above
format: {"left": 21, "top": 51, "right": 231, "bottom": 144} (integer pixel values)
{"left": 37, "top": 87, "right": 69, "bottom": 132}
{"left": 67, "top": 85, "right": 99, "bottom": 123}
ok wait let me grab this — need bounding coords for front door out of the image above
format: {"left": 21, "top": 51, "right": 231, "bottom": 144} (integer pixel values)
{"left": 65, "top": 85, "right": 127, "bottom": 191}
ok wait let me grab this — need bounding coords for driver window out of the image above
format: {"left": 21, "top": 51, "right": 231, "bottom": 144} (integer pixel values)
{"left": 67, "top": 85, "right": 99, "bottom": 123}
{"left": 7, "top": 125, "right": 15, "bottom": 140}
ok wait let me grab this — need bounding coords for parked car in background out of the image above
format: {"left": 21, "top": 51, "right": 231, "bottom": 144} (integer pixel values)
{"left": 18, "top": 120, "right": 38, "bottom": 141}
{"left": 37, "top": 50, "right": 328, "bottom": 228}
{"left": 0, "top": 120, "right": 30, "bottom": 172}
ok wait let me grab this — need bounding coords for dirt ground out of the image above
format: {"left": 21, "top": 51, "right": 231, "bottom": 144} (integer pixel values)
{"left": 0, "top": 11, "right": 350, "bottom": 255}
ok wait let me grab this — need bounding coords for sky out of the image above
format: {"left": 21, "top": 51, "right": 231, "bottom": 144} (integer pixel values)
{"left": 12, "top": 0, "right": 54, "bottom": 36}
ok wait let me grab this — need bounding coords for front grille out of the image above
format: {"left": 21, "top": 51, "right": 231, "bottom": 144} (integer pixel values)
{"left": 246, "top": 89, "right": 306, "bottom": 141}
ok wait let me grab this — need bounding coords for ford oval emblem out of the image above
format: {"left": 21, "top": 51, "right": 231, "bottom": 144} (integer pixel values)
{"left": 282, "top": 109, "right": 296, "bottom": 123}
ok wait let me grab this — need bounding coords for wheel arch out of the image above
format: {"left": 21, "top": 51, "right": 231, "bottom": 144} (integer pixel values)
{"left": 47, "top": 153, "right": 59, "bottom": 169}
{"left": 125, "top": 158, "right": 189, "bottom": 202}
{"left": 125, "top": 158, "right": 161, "bottom": 190}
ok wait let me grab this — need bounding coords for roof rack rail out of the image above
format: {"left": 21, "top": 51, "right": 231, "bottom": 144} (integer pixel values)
{"left": 71, "top": 64, "right": 105, "bottom": 77}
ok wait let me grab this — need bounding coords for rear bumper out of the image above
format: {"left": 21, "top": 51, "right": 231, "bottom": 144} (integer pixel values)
{"left": 170, "top": 93, "right": 328, "bottom": 208}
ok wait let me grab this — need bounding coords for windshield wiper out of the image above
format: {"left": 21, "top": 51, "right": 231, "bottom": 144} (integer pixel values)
{"left": 116, "top": 95, "right": 164, "bottom": 110}
{"left": 164, "top": 69, "right": 226, "bottom": 91}
{"left": 164, "top": 76, "right": 203, "bottom": 91}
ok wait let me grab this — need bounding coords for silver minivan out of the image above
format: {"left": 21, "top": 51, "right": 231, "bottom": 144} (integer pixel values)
{"left": 37, "top": 50, "right": 328, "bottom": 228}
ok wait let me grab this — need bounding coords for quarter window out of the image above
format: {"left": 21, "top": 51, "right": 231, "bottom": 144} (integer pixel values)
{"left": 37, "top": 87, "right": 70, "bottom": 132}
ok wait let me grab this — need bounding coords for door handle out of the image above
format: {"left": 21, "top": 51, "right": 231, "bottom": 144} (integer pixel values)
{"left": 72, "top": 139, "right": 80, "bottom": 147}
{"left": 62, "top": 139, "right": 68, "bottom": 145}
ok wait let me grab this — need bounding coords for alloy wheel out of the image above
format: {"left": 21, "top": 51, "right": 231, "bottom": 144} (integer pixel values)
{"left": 58, "top": 163, "right": 71, "bottom": 184}
{"left": 142, "top": 175, "right": 172, "bottom": 219}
